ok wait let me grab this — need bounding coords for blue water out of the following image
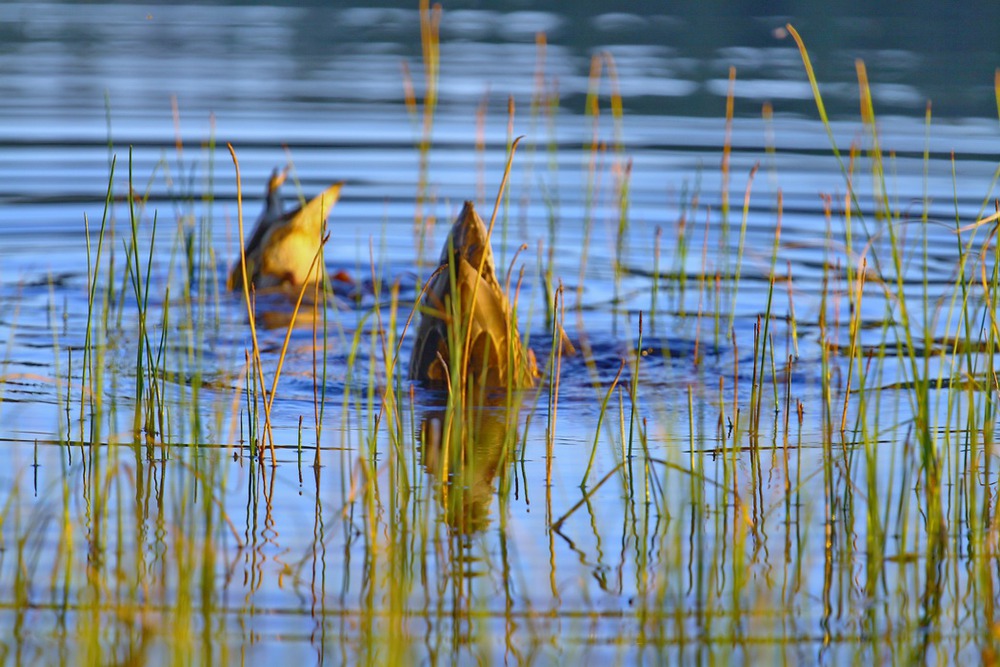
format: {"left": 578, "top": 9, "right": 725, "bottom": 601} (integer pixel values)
{"left": 2, "top": 3, "right": 1000, "bottom": 663}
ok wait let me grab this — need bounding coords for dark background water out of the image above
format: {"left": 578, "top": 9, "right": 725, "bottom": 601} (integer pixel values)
{"left": 3, "top": 2, "right": 999, "bottom": 261}
{"left": 4, "top": 2, "right": 999, "bottom": 120}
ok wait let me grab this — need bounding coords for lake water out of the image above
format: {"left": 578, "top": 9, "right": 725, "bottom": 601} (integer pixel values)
{"left": 3, "top": 2, "right": 1000, "bottom": 664}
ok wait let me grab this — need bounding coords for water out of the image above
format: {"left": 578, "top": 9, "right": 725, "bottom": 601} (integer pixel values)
{"left": 3, "top": 2, "right": 1000, "bottom": 664}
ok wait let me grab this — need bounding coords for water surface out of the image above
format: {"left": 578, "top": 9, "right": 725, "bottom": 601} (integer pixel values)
{"left": 2, "top": 3, "right": 1000, "bottom": 664}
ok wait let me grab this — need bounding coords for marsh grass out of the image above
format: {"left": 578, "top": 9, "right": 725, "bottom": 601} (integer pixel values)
{"left": 403, "top": 0, "right": 441, "bottom": 279}
{"left": 7, "top": 12, "right": 1000, "bottom": 665}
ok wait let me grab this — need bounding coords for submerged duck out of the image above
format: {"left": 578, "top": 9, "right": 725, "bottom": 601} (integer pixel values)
{"left": 409, "top": 201, "right": 538, "bottom": 389}
{"left": 227, "top": 168, "right": 343, "bottom": 293}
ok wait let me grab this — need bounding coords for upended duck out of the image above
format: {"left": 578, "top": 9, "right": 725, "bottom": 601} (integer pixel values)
{"left": 409, "top": 201, "right": 538, "bottom": 389}
{"left": 227, "top": 169, "right": 343, "bottom": 293}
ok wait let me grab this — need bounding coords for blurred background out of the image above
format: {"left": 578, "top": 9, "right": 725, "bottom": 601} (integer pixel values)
{"left": 3, "top": 2, "right": 998, "bottom": 123}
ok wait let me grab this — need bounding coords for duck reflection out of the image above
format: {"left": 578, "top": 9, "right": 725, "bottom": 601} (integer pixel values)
{"left": 417, "top": 393, "right": 524, "bottom": 535}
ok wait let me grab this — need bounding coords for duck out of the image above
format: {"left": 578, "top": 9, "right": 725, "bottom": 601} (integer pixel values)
{"left": 409, "top": 201, "right": 538, "bottom": 389}
{"left": 227, "top": 168, "right": 343, "bottom": 293}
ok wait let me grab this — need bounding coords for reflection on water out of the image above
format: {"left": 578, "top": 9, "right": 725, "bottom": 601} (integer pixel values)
{"left": 417, "top": 394, "right": 524, "bottom": 535}
{"left": 2, "top": 1, "right": 1000, "bottom": 663}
